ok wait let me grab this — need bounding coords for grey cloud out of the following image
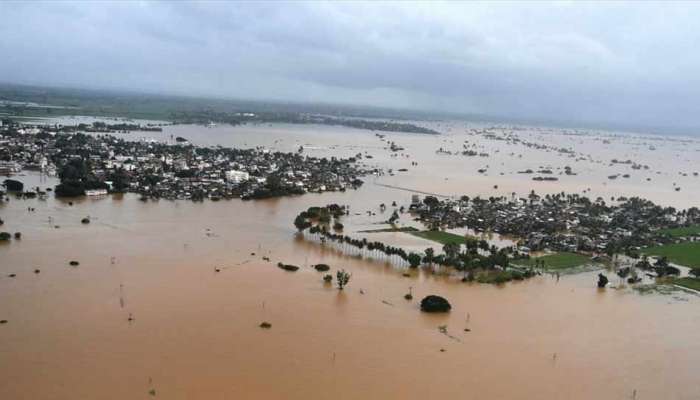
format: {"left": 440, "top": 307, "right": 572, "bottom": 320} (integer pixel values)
{"left": 1, "top": 1, "right": 700, "bottom": 132}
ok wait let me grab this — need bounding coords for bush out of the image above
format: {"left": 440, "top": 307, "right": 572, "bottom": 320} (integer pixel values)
{"left": 314, "top": 264, "right": 330, "bottom": 272}
{"left": 420, "top": 295, "right": 451, "bottom": 312}
{"left": 259, "top": 321, "right": 272, "bottom": 329}
{"left": 277, "top": 262, "right": 299, "bottom": 272}
{"left": 0, "top": 232, "right": 11, "bottom": 241}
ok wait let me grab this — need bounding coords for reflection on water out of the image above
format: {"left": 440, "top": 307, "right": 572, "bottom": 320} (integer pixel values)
{"left": 1, "top": 123, "right": 700, "bottom": 399}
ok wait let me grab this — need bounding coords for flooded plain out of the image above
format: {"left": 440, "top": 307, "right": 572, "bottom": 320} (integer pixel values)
{"left": 2, "top": 121, "right": 700, "bottom": 399}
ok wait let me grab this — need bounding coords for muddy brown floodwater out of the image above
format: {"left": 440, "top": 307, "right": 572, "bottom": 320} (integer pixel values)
{"left": 1, "top": 122, "right": 700, "bottom": 399}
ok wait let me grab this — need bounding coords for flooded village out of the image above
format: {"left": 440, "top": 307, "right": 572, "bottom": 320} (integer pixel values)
{"left": 0, "top": 120, "right": 376, "bottom": 202}
{"left": 410, "top": 192, "right": 700, "bottom": 256}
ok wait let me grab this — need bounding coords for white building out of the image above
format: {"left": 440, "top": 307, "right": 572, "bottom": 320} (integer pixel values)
{"left": 225, "top": 170, "right": 250, "bottom": 183}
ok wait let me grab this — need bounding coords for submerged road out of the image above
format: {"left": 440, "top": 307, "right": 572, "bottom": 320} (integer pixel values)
{"left": 372, "top": 181, "right": 453, "bottom": 198}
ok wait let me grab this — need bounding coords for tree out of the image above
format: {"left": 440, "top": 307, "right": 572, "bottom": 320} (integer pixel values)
{"left": 294, "top": 214, "right": 311, "bottom": 231}
{"left": 388, "top": 210, "right": 399, "bottom": 224}
{"left": 107, "top": 168, "right": 130, "bottom": 192}
{"left": 3, "top": 179, "right": 23, "bottom": 192}
{"left": 55, "top": 158, "right": 106, "bottom": 197}
{"left": 59, "top": 158, "right": 88, "bottom": 181}
{"left": 597, "top": 273, "right": 608, "bottom": 288}
{"left": 265, "top": 173, "right": 283, "bottom": 191}
{"left": 423, "top": 247, "right": 434, "bottom": 265}
{"left": 442, "top": 242, "right": 460, "bottom": 261}
{"left": 55, "top": 182, "right": 86, "bottom": 197}
{"left": 654, "top": 256, "right": 669, "bottom": 268}
{"left": 407, "top": 252, "right": 422, "bottom": 268}
{"left": 420, "top": 295, "right": 451, "bottom": 312}
{"left": 336, "top": 269, "right": 351, "bottom": 290}
{"left": 423, "top": 196, "right": 439, "bottom": 208}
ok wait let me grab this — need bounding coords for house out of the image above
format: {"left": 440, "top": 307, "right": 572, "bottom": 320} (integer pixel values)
{"left": 225, "top": 170, "right": 250, "bottom": 183}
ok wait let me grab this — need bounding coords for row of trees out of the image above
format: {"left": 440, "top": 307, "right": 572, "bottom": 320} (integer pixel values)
{"left": 293, "top": 206, "right": 535, "bottom": 283}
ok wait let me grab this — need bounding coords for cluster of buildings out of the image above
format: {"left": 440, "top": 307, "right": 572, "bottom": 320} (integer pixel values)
{"left": 0, "top": 120, "right": 377, "bottom": 201}
{"left": 410, "top": 192, "right": 699, "bottom": 254}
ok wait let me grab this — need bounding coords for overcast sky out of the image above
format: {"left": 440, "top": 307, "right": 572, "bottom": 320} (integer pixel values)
{"left": 2, "top": 1, "right": 700, "bottom": 131}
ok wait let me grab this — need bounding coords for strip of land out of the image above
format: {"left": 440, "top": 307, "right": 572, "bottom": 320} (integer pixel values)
{"left": 359, "top": 227, "right": 470, "bottom": 245}
{"left": 408, "top": 230, "right": 472, "bottom": 245}
{"left": 672, "top": 277, "right": 700, "bottom": 291}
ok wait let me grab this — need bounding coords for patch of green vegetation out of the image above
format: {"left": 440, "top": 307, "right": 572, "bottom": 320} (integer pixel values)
{"left": 359, "top": 226, "right": 419, "bottom": 233}
{"left": 634, "top": 283, "right": 682, "bottom": 296}
{"left": 513, "top": 252, "right": 591, "bottom": 270}
{"left": 672, "top": 277, "right": 700, "bottom": 291}
{"left": 658, "top": 225, "right": 700, "bottom": 238}
{"left": 642, "top": 242, "right": 700, "bottom": 268}
{"left": 408, "top": 230, "right": 471, "bottom": 245}
{"left": 475, "top": 269, "right": 528, "bottom": 284}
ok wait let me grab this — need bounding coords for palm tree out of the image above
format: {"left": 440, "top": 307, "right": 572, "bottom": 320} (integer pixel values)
{"left": 424, "top": 247, "right": 435, "bottom": 266}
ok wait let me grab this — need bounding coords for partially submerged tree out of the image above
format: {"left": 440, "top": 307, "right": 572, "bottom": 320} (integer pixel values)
{"left": 294, "top": 214, "right": 311, "bottom": 231}
{"left": 3, "top": 179, "right": 23, "bottom": 192}
{"left": 420, "top": 295, "right": 451, "bottom": 312}
{"left": 597, "top": 273, "right": 608, "bottom": 288}
{"left": 423, "top": 247, "right": 434, "bottom": 265}
{"left": 336, "top": 269, "right": 351, "bottom": 290}
{"left": 407, "top": 252, "right": 422, "bottom": 268}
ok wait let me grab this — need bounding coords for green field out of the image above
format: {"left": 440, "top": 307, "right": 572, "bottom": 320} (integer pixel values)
{"left": 408, "top": 230, "right": 470, "bottom": 245}
{"left": 513, "top": 252, "right": 591, "bottom": 270}
{"left": 672, "top": 277, "right": 700, "bottom": 291}
{"left": 642, "top": 242, "right": 700, "bottom": 268}
{"left": 359, "top": 226, "right": 419, "bottom": 233}
{"left": 658, "top": 225, "right": 700, "bottom": 238}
